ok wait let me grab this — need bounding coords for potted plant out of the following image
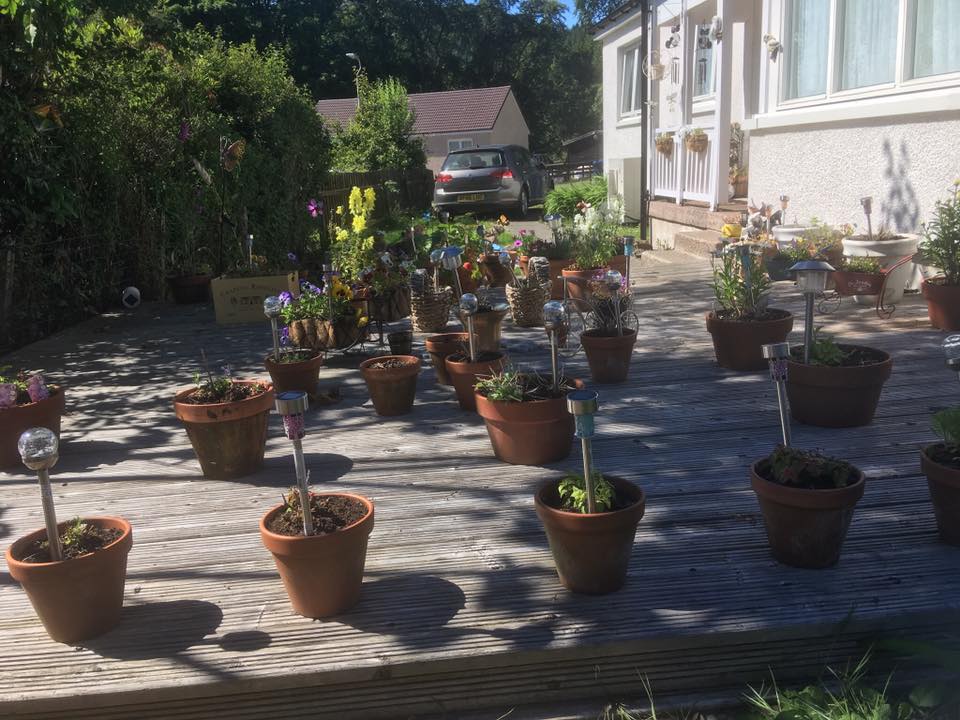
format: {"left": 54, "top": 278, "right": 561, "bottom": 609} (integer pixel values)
{"left": 358, "top": 355, "right": 422, "bottom": 416}
{"left": 173, "top": 362, "right": 274, "bottom": 478}
{"left": 211, "top": 253, "right": 300, "bottom": 324}
{"left": 580, "top": 271, "right": 637, "bottom": 383}
{"left": 535, "top": 470, "right": 645, "bottom": 594}
{"left": 425, "top": 332, "right": 468, "bottom": 386}
{"left": 685, "top": 127, "right": 707, "bottom": 153}
{"left": 706, "top": 246, "right": 793, "bottom": 371}
{"left": 458, "top": 289, "right": 509, "bottom": 354}
{"left": 262, "top": 291, "right": 325, "bottom": 396}
{"left": 842, "top": 222, "right": 919, "bottom": 306}
{"left": 920, "top": 182, "right": 960, "bottom": 330}
{"left": 562, "top": 208, "right": 624, "bottom": 303}
{"left": 446, "top": 341, "right": 507, "bottom": 412}
{"left": 0, "top": 371, "right": 64, "bottom": 468}
{"left": 505, "top": 272, "right": 551, "bottom": 327}
{"left": 751, "top": 445, "right": 865, "bottom": 568}
{"left": 167, "top": 247, "right": 214, "bottom": 304}
{"left": 285, "top": 278, "right": 369, "bottom": 351}
{"left": 920, "top": 407, "right": 960, "bottom": 546}
{"left": 6, "top": 428, "right": 133, "bottom": 643}
{"left": 786, "top": 333, "right": 891, "bottom": 427}
{"left": 832, "top": 256, "right": 885, "bottom": 296}
{"left": 655, "top": 132, "right": 674, "bottom": 155}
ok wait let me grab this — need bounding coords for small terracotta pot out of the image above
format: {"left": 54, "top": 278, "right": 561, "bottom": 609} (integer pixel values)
{"left": 535, "top": 477, "right": 646, "bottom": 594}
{"left": 459, "top": 308, "right": 508, "bottom": 353}
{"left": 920, "top": 446, "right": 960, "bottom": 546}
{"left": 751, "top": 462, "right": 865, "bottom": 568}
{"left": 6, "top": 517, "right": 133, "bottom": 643}
{"left": 705, "top": 310, "right": 794, "bottom": 371}
{"left": 259, "top": 494, "right": 374, "bottom": 618}
{"left": 520, "top": 256, "right": 574, "bottom": 299}
{"left": 0, "top": 387, "right": 65, "bottom": 469}
{"left": 786, "top": 347, "right": 892, "bottom": 428}
{"left": 425, "top": 333, "right": 468, "bottom": 386}
{"left": 922, "top": 279, "right": 960, "bottom": 331}
{"left": 173, "top": 381, "right": 274, "bottom": 479}
{"left": 475, "top": 380, "right": 583, "bottom": 465}
{"left": 581, "top": 329, "right": 637, "bottom": 383}
{"left": 167, "top": 274, "right": 211, "bottom": 304}
{"left": 359, "top": 355, "right": 421, "bottom": 416}
{"left": 264, "top": 353, "right": 323, "bottom": 396}
{"left": 445, "top": 352, "right": 506, "bottom": 411}
{"left": 561, "top": 268, "right": 597, "bottom": 302}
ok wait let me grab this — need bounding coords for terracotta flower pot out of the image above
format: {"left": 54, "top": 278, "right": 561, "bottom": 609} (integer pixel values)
{"left": 264, "top": 353, "right": 323, "bottom": 397}
{"left": 425, "top": 333, "right": 468, "bottom": 386}
{"left": 259, "top": 494, "right": 374, "bottom": 618}
{"left": 920, "top": 446, "right": 960, "bottom": 546}
{"left": 751, "top": 462, "right": 865, "bottom": 569}
{"left": 480, "top": 254, "right": 514, "bottom": 287}
{"left": 534, "top": 477, "right": 646, "bottom": 594}
{"left": 922, "top": 279, "right": 960, "bottom": 331}
{"left": 6, "top": 517, "right": 133, "bottom": 643}
{"left": 167, "top": 274, "right": 211, "bottom": 304}
{"left": 459, "top": 308, "right": 508, "bottom": 353}
{"left": 0, "top": 387, "right": 65, "bottom": 469}
{"left": 475, "top": 380, "right": 583, "bottom": 465}
{"left": 520, "top": 256, "right": 575, "bottom": 299}
{"left": 786, "top": 347, "right": 892, "bottom": 428}
{"left": 705, "top": 310, "right": 794, "bottom": 371}
{"left": 581, "top": 329, "right": 637, "bottom": 384}
{"left": 445, "top": 352, "right": 506, "bottom": 411}
{"left": 561, "top": 268, "right": 596, "bottom": 303}
{"left": 173, "top": 381, "right": 274, "bottom": 479}
{"left": 358, "top": 355, "right": 421, "bottom": 416}
{"left": 387, "top": 331, "right": 413, "bottom": 356}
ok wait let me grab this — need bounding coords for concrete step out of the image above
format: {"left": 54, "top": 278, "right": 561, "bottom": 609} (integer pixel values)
{"left": 674, "top": 229, "right": 725, "bottom": 258}
{"left": 639, "top": 249, "right": 711, "bottom": 267}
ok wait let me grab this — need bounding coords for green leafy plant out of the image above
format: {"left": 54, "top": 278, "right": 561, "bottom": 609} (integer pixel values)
{"left": 61, "top": 518, "right": 91, "bottom": 551}
{"left": 558, "top": 471, "right": 615, "bottom": 514}
{"left": 932, "top": 407, "right": 960, "bottom": 447}
{"left": 809, "top": 331, "right": 849, "bottom": 366}
{"left": 842, "top": 257, "right": 883, "bottom": 274}
{"left": 543, "top": 176, "right": 608, "bottom": 219}
{"left": 712, "top": 247, "right": 771, "bottom": 319}
{"left": 763, "top": 445, "right": 857, "bottom": 490}
{"left": 473, "top": 370, "right": 524, "bottom": 402}
{"left": 919, "top": 181, "right": 960, "bottom": 286}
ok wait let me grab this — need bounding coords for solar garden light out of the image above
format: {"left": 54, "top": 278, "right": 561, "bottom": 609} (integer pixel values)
{"left": 460, "top": 293, "right": 479, "bottom": 362}
{"left": 944, "top": 334, "right": 960, "bottom": 382}
{"left": 275, "top": 391, "right": 313, "bottom": 536}
{"left": 861, "top": 196, "right": 874, "bottom": 241}
{"left": 264, "top": 295, "right": 283, "bottom": 362}
{"left": 246, "top": 234, "right": 255, "bottom": 269}
{"left": 790, "top": 259, "right": 835, "bottom": 364}
{"left": 762, "top": 342, "right": 792, "bottom": 447}
{"left": 545, "top": 213, "right": 562, "bottom": 240}
{"left": 543, "top": 300, "right": 566, "bottom": 392}
{"left": 19, "top": 427, "right": 62, "bottom": 561}
{"left": 620, "top": 235, "right": 635, "bottom": 286}
{"left": 602, "top": 269, "right": 625, "bottom": 336}
{"left": 778, "top": 195, "right": 790, "bottom": 226}
{"left": 440, "top": 246, "right": 464, "bottom": 297}
{"left": 567, "top": 390, "right": 600, "bottom": 514}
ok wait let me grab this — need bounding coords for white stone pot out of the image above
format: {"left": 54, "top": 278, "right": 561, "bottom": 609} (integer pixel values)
{"left": 841, "top": 233, "right": 920, "bottom": 305}
{"left": 771, "top": 225, "right": 813, "bottom": 250}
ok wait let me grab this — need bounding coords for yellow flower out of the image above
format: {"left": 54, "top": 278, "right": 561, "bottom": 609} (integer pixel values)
{"left": 352, "top": 214, "right": 367, "bottom": 234}
{"left": 348, "top": 186, "right": 363, "bottom": 217}
{"left": 499, "top": 214, "right": 509, "bottom": 225}
{"left": 336, "top": 205, "right": 344, "bottom": 215}
{"left": 357, "top": 316, "right": 369, "bottom": 328}
{"left": 363, "top": 187, "right": 376, "bottom": 213}
{"left": 335, "top": 228, "right": 349, "bottom": 242}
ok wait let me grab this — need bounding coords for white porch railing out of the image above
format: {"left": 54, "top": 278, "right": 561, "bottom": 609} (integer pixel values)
{"left": 652, "top": 125, "right": 717, "bottom": 205}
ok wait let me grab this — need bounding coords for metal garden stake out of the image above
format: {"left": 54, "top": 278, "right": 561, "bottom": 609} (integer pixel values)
{"left": 460, "top": 293, "right": 479, "bottom": 362}
{"left": 621, "top": 235, "right": 635, "bottom": 287}
{"left": 762, "top": 342, "right": 792, "bottom": 447}
{"left": 543, "top": 300, "right": 565, "bottom": 392}
{"left": 264, "top": 295, "right": 283, "bottom": 362}
{"left": 19, "top": 427, "right": 62, "bottom": 561}
{"left": 603, "top": 269, "right": 624, "bottom": 336}
{"left": 944, "top": 334, "right": 960, "bottom": 382}
{"left": 323, "top": 263, "right": 336, "bottom": 325}
{"left": 567, "top": 390, "right": 600, "bottom": 514}
{"left": 275, "top": 391, "right": 313, "bottom": 536}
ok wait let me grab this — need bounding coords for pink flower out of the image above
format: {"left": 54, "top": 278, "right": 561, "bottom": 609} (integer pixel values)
{"left": 514, "top": 239, "right": 523, "bottom": 247}
{"left": 26, "top": 374, "right": 49, "bottom": 403}
{"left": 307, "top": 198, "right": 323, "bottom": 218}
{"left": 0, "top": 384, "right": 17, "bottom": 409}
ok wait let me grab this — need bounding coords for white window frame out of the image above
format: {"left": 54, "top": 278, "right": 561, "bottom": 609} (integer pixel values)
{"left": 619, "top": 43, "right": 643, "bottom": 118}
{"left": 691, "top": 21, "right": 718, "bottom": 101}
{"left": 447, "top": 138, "right": 474, "bottom": 152}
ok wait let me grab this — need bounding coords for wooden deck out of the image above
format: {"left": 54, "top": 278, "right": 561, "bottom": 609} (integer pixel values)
{"left": 1, "top": 255, "right": 958, "bottom": 719}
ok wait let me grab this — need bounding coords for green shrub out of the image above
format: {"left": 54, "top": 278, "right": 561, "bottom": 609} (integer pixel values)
{"left": 544, "top": 176, "right": 607, "bottom": 219}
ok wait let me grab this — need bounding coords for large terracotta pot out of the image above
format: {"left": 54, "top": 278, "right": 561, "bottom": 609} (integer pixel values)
{"left": 534, "top": 477, "right": 645, "bottom": 594}
{"left": 751, "top": 462, "right": 865, "bottom": 569}
{"left": 445, "top": 352, "right": 506, "bottom": 411}
{"left": 425, "top": 333, "right": 468, "bottom": 386}
{"left": 167, "top": 274, "right": 211, "bottom": 304}
{"left": 520, "top": 256, "right": 574, "bottom": 300}
{"left": 920, "top": 446, "right": 960, "bottom": 546}
{"left": 259, "top": 494, "right": 374, "bottom": 618}
{"left": 0, "top": 387, "right": 65, "bottom": 469}
{"left": 264, "top": 353, "right": 323, "bottom": 397}
{"left": 581, "top": 329, "right": 637, "bottom": 384}
{"left": 786, "top": 347, "right": 892, "bottom": 428}
{"left": 561, "top": 257, "right": 628, "bottom": 303}
{"left": 474, "top": 379, "right": 583, "bottom": 465}
{"left": 358, "top": 355, "right": 421, "bottom": 416}
{"left": 922, "top": 279, "right": 960, "bottom": 331}
{"left": 460, "top": 308, "right": 508, "bottom": 353}
{"left": 705, "top": 310, "right": 794, "bottom": 371}
{"left": 173, "top": 381, "right": 274, "bottom": 479}
{"left": 6, "top": 517, "right": 133, "bottom": 643}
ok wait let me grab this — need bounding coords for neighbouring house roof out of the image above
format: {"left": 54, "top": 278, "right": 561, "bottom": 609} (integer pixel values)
{"left": 315, "top": 86, "right": 515, "bottom": 135}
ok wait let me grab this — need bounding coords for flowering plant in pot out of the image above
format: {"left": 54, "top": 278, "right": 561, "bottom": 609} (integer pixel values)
{"left": 0, "top": 370, "right": 64, "bottom": 468}
{"left": 919, "top": 181, "right": 960, "bottom": 330}
{"left": 284, "top": 278, "right": 368, "bottom": 351}
{"left": 580, "top": 270, "right": 637, "bottom": 383}
{"left": 832, "top": 256, "right": 885, "bottom": 296}
{"left": 562, "top": 205, "right": 626, "bottom": 302}
{"left": 263, "top": 295, "right": 324, "bottom": 398}
{"left": 6, "top": 428, "right": 133, "bottom": 643}
{"left": 920, "top": 406, "right": 960, "bottom": 546}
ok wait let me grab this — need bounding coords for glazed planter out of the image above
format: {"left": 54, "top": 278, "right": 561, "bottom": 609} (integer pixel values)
{"left": 456, "top": 266, "right": 479, "bottom": 294}
{"left": 459, "top": 308, "right": 508, "bottom": 354}
{"left": 6, "top": 517, "right": 133, "bottom": 643}
{"left": 264, "top": 352, "right": 323, "bottom": 396}
{"left": 581, "top": 329, "right": 637, "bottom": 384}
{"left": 922, "top": 279, "right": 960, "bottom": 331}
{"left": 173, "top": 381, "right": 275, "bottom": 479}
{"left": 167, "top": 274, "right": 211, "bottom": 304}
{"left": 920, "top": 446, "right": 960, "bottom": 546}
{"left": 474, "top": 380, "right": 583, "bottom": 465}
{"left": 0, "top": 387, "right": 65, "bottom": 469}
{"left": 786, "top": 347, "right": 892, "bottom": 428}
{"left": 260, "top": 494, "right": 374, "bottom": 618}
{"left": 535, "top": 477, "right": 646, "bottom": 594}
{"left": 520, "top": 256, "right": 574, "bottom": 300}
{"left": 445, "top": 352, "right": 506, "bottom": 411}
{"left": 358, "top": 355, "right": 421, "bottom": 416}
{"left": 832, "top": 270, "right": 884, "bottom": 296}
{"left": 425, "top": 333, "right": 468, "bottom": 386}
{"left": 751, "top": 462, "right": 865, "bottom": 568}
{"left": 705, "top": 310, "right": 794, "bottom": 371}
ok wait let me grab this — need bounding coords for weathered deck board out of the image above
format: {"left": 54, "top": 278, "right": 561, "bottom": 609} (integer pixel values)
{"left": 1, "top": 256, "right": 958, "bottom": 719}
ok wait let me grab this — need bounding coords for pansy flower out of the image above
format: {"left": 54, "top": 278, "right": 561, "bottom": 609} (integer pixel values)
{"left": 26, "top": 374, "right": 49, "bottom": 403}
{"left": 0, "top": 383, "right": 17, "bottom": 409}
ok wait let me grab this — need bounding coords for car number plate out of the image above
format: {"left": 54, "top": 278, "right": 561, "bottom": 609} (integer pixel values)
{"left": 458, "top": 193, "right": 485, "bottom": 203}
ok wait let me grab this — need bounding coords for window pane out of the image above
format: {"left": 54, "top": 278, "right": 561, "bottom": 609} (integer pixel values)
{"left": 838, "top": 0, "right": 897, "bottom": 90}
{"left": 913, "top": 0, "right": 960, "bottom": 79}
{"left": 784, "top": 0, "right": 829, "bottom": 99}
{"left": 621, "top": 48, "right": 636, "bottom": 113}
{"left": 693, "top": 24, "right": 714, "bottom": 97}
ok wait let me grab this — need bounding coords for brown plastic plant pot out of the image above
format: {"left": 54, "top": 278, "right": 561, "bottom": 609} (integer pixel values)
{"left": 0, "top": 386, "right": 65, "bottom": 469}
{"left": 6, "top": 517, "right": 133, "bottom": 644}
{"left": 920, "top": 446, "right": 960, "bottom": 546}
{"left": 425, "top": 333, "right": 468, "bottom": 386}
{"left": 786, "top": 348, "right": 892, "bottom": 428}
{"left": 922, "top": 279, "right": 960, "bottom": 331}
{"left": 459, "top": 308, "right": 508, "bottom": 354}
{"left": 173, "top": 381, "right": 275, "bottom": 479}
{"left": 359, "top": 355, "right": 421, "bottom": 416}
{"left": 705, "top": 310, "right": 794, "bottom": 371}
{"left": 750, "top": 462, "right": 865, "bottom": 569}
{"left": 167, "top": 274, "right": 211, "bottom": 304}
{"left": 474, "top": 380, "right": 583, "bottom": 465}
{"left": 259, "top": 494, "right": 374, "bottom": 618}
{"left": 445, "top": 352, "right": 507, "bottom": 412}
{"left": 581, "top": 329, "right": 638, "bottom": 384}
{"left": 264, "top": 352, "right": 324, "bottom": 397}
{"left": 534, "top": 477, "right": 646, "bottom": 595}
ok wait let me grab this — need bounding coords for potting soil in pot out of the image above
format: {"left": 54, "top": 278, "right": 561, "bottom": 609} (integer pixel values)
{"left": 267, "top": 494, "right": 367, "bottom": 536}
{"left": 755, "top": 447, "right": 859, "bottom": 490}
{"left": 181, "top": 381, "right": 268, "bottom": 404}
{"left": 927, "top": 444, "right": 960, "bottom": 470}
{"left": 365, "top": 358, "right": 410, "bottom": 370}
{"left": 790, "top": 344, "right": 887, "bottom": 367}
{"left": 19, "top": 522, "right": 123, "bottom": 563}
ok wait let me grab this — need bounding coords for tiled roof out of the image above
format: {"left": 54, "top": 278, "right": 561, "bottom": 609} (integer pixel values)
{"left": 315, "top": 86, "right": 514, "bottom": 134}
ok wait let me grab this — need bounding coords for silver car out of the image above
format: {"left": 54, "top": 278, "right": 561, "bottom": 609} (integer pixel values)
{"left": 433, "top": 144, "right": 552, "bottom": 218}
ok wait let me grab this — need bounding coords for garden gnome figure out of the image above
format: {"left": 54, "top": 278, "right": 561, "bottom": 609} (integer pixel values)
{"left": 19, "top": 428, "right": 62, "bottom": 561}
{"left": 275, "top": 391, "right": 313, "bottom": 536}
{"left": 762, "top": 342, "right": 792, "bottom": 447}
{"left": 567, "top": 390, "right": 600, "bottom": 513}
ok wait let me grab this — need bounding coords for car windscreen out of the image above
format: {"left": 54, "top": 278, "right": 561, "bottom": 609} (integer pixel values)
{"left": 441, "top": 150, "right": 505, "bottom": 171}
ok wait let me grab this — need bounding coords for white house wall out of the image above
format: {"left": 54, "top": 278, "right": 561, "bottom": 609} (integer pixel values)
{"left": 491, "top": 92, "right": 531, "bottom": 150}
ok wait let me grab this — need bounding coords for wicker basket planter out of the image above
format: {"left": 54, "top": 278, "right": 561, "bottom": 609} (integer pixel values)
{"left": 368, "top": 285, "right": 411, "bottom": 323}
{"left": 506, "top": 283, "right": 550, "bottom": 327}
{"left": 288, "top": 317, "right": 364, "bottom": 351}
{"left": 655, "top": 135, "right": 673, "bottom": 155}
{"left": 410, "top": 288, "right": 454, "bottom": 333}
{"left": 685, "top": 133, "right": 708, "bottom": 153}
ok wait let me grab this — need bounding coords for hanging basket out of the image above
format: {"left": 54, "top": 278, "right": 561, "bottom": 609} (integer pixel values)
{"left": 288, "top": 317, "right": 364, "bottom": 351}
{"left": 506, "top": 283, "right": 551, "bottom": 328}
{"left": 410, "top": 288, "right": 454, "bottom": 333}
{"left": 655, "top": 136, "right": 674, "bottom": 155}
{"left": 685, "top": 133, "right": 708, "bottom": 153}
{"left": 368, "top": 285, "right": 411, "bottom": 323}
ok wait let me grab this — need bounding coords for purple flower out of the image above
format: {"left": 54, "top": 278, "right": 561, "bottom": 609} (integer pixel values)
{"left": 514, "top": 239, "right": 523, "bottom": 247}
{"left": 178, "top": 121, "right": 191, "bottom": 143}
{"left": 279, "top": 326, "right": 290, "bottom": 347}
{"left": 287, "top": 252, "right": 298, "bottom": 264}
{"left": 221, "top": 365, "right": 233, "bottom": 379}
{"left": 307, "top": 198, "right": 322, "bottom": 218}
{"left": 278, "top": 291, "right": 293, "bottom": 307}
{"left": 26, "top": 374, "right": 49, "bottom": 403}
{"left": 0, "top": 383, "right": 17, "bottom": 409}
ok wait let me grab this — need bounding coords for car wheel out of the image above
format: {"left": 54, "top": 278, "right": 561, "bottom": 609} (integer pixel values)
{"left": 516, "top": 187, "right": 529, "bottom": 219}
